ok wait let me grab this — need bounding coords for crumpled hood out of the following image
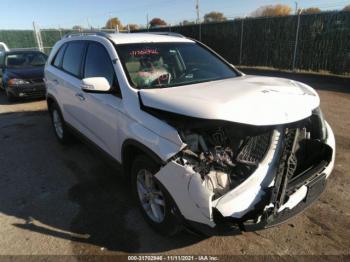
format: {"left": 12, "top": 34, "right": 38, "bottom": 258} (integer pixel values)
{"left": 139, "top": 75, "right": 320, "bottom": 126}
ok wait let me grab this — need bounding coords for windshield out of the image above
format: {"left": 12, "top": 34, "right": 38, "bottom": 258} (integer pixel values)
{"left": 5, "top": 52, "right": 47, "bottom": 68}
{"left": 116, "top": 42, "right": 238, "bottom": 89}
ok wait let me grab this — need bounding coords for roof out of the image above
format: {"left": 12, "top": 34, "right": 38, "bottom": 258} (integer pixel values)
{"left": 108, "top": 33, "right": 194, "bottom": 44}
{"left": 64, "top": 32, "right": 195, "bottom": 45}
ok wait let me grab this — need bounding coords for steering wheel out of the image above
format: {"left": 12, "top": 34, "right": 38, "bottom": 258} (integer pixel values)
{"left": 151, "top": 73, "right": 172, "bottom": 86}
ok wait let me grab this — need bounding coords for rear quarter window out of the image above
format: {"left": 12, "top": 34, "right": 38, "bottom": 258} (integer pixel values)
{"left": 52, "top": 44, "right": 67, "bottom": 68}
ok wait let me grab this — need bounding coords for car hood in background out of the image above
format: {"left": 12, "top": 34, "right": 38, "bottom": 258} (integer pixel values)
{"left": 5, "top": 67, "right": 44, "bottom": 80}
{"left": 139, "top": 75, "right": 320, "bottom": 126}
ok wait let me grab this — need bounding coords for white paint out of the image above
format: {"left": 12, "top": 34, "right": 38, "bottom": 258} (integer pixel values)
{"left": 154, "top": 161, "right": 215, "bottom": 227}
{"left": 81, "top": 77, "right": 111, "bottom": 92}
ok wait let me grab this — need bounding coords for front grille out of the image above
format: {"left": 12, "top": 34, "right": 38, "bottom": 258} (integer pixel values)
{"left": 21, "top": 89, "right": 46, "bottom": 98}
{"left": 236, "top": 132, "right": 271, "bottom": 165}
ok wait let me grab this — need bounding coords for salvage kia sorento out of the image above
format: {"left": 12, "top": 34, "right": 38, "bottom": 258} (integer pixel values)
{"left": 45, "top": 32, "right": 335, "bottom": 235}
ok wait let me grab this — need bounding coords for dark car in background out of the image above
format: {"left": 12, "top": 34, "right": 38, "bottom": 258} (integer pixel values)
{"left": 0, "top": 50, "right": 47, "bottom": 101}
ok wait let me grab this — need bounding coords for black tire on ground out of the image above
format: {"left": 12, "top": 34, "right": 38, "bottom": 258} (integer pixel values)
{"left": 5, "top": 88, "right": 16, "bottom": 102}
{"left": 131, "top": 155, "right": 182, "bottom": 236}
{"left": 49, "top": 102, "right": 74, "bottom": 144}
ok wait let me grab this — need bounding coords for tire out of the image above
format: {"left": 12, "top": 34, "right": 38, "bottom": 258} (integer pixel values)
{"left": 131, "top": 155, "right": 182, "bottom": 236}
{"left": 5, "top": 88, "right": 16, "bottom": 102}
{"left": 49, "top": 103, "right": 74, "bottom": 144}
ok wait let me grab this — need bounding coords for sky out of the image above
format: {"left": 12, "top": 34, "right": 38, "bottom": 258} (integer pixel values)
{"left": 0, "top": 0, "right": 349, "bottom": 29}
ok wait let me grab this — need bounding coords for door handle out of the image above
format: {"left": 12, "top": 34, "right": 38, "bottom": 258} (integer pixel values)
{"left": 75, "top": 93, "right": 86, "bottom": 101}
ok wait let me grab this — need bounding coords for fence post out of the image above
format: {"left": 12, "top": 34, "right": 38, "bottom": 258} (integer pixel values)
{"left": 32, "top": 22, "right": 44, "bottom": 52}
{"left": 199, "top": 22, "right": 202, "bottom": 41}
{"left": 292, "top": 11, "right": 301, "bottom": 71}
{"left": 239, "top": 18, "right": 244, "bottom": 65}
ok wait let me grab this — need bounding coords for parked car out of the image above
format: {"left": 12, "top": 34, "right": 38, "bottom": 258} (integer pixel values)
{"left": 45, "top": 32, "right": 335, "bottom": 236}
{"left": 0, "top": 42, "right": 9, "bottom": 53}
{"left": 0, "top": 50, "right": 47, "bottom": 101}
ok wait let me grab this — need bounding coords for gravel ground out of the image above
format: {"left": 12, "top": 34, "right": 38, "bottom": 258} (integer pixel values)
{"left": 0, "top": 72, "right": 349, "bottom": 257}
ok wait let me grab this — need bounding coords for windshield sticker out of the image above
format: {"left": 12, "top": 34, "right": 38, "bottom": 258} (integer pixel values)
{"left": 129, "top": 49, "right": 159, "bottom": 56}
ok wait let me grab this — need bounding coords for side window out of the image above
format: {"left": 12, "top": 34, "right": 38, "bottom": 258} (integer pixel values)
{"left": 62, "top": 42, "right": 86, "bottom": 78}
{"left": 84, "top": 42, "right": 115, "bottom": 87}
{"left": 52, "top": 44, "right": 67, "bottom": 68}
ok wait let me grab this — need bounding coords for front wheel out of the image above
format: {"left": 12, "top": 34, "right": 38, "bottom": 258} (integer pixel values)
{"left": 5, "top": 88, "right": 16, "bottom": 102}
{"left": 131, "top": 155, "right": 182, "bottom": 236}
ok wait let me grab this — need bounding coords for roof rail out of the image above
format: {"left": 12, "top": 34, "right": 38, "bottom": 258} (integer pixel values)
{"left": 62, "top": 31, "right": 112, "bottom": 39}
{"left": 142, "top": 32, "right": 186, "bottom": 38}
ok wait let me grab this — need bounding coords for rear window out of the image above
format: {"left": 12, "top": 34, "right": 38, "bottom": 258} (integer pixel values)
{"left": 62, "top": 42, "right": 86, "bottom": 77}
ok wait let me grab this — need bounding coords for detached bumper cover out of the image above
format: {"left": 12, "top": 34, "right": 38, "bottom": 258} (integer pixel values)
{"left": 7, "top": 83, "right": 46, "bottom": 98}
{"left": 155, "top": 122, "right": 335, "bottom": 235}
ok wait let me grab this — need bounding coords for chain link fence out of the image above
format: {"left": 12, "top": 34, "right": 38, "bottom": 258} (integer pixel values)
{"left": 0, "top": 11, "right": 349, "bottom": 75}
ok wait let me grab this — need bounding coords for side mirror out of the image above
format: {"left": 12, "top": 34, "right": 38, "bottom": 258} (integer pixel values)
{"left": 80, "top": 77, "right": 111, "bottom": 93}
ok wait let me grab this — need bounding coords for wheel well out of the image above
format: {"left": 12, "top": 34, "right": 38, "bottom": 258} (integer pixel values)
{"left": 46, "top": 96, "right": 55, "bottom": 112}
{"left": 122, "top": 140, "right": 164, "bottom": 180}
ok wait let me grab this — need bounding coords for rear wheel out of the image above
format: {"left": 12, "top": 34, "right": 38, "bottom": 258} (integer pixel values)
{"left": 49, "top": 103, "right": 73, "bottom": 144}
{"left": 131, "top": 155, "right": 182, "bottom": 236}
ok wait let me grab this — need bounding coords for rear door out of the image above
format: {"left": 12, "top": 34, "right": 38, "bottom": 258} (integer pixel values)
{"left": 57, "top": 41, "right": 88, "bottom": 132}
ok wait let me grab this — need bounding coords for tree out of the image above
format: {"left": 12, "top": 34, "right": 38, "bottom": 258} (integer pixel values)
{"left": 300, "top": 7, "right": 321, "bottom": 14}
{"left": 105, "top": 17, "right": 123, "bottom": 30}
{"left": 343, "top": 5, "right": 350, "bottom": 11}
{"left": 203, "top": 12, "right": 227, "bottom": 23}
{"left": 125, "top": 24, "right": 140, "bottom": 31}
{"left": 252, "top": 4, "right": 292, "bottom": 17}
{"left": 180, "top": 20, "right": 195, "bottom": 26}
{"left": 149, "top": 18, "right": 167, "bottom": 28}
{"left": 72, "top": 25, "right": 84, "bottom": 31}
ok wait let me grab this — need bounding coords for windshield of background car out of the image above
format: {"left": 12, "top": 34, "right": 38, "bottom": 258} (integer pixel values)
{"left": 116, "top": 42, "right": 238, "bottom": 89}
{"left": 5, "top": 52, "right": 47, "bottom": 68}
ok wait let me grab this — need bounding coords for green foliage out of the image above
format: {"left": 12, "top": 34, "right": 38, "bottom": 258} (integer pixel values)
{"left": 203, "top": 12, "right": 227, "bottom": 23}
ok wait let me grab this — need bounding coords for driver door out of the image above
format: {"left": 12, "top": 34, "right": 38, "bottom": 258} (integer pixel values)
{"left": 75, "top": 41, "right": 123, "bottom": 158}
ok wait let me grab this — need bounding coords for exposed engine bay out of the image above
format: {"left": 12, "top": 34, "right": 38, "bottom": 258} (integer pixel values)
{"left": 171, "top": 107, "right": 333, "bottom": 211}
{"left": 149, "top": 104, "right": 335, "bottom": 230}
{"left": 178, "top": 126, "right": 272, "bottom": 199}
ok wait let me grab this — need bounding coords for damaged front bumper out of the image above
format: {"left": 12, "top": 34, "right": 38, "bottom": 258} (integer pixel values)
{"left": 155, "top": 121, "right": 335, "bottom": 235}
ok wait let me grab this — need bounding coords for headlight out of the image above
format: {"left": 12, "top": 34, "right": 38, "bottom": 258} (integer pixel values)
{"left": 8, "top": 78, "right": 30, "bottom": 86}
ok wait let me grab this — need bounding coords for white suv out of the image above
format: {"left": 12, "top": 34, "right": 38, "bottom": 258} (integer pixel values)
{"left": 45, "top": 32, "right": 335, "bottom": 235}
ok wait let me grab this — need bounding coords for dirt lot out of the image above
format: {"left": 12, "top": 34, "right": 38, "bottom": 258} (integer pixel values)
{"left": 0, "top": 71, "right": 349, "bottom": 257}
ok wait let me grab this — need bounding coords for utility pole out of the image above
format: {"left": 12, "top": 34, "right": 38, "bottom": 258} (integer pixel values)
{"left": 196, "top": 0, "right": 201, "bottom": 41}
{"left": 294, "top": 1, "right": 299, "bottom": 15}
{"left": 196, "top": 0, "right": 200, "bottom": 24}
{"left": 146, "top": 14, "right": 149, "bottom": 31}
{"left": 292, "top": 8, "right": 302, "bottom": 71}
